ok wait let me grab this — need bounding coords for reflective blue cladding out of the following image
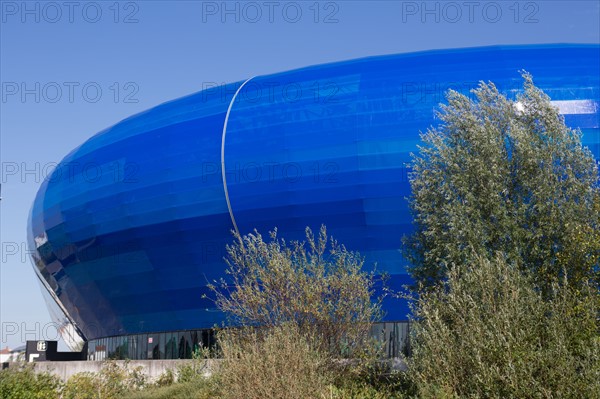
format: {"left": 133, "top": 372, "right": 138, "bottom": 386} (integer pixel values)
{"left": 28, "top": 44, "right": 600, "bottom": 341}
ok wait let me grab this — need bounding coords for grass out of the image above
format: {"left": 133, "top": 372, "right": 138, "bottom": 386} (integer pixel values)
{"left": 122, "top": 378, "right": 218, "bottom": 399}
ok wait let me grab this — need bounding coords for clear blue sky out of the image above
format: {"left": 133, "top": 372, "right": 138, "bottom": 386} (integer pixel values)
{"left": 1, "top": 0, "right": 599, "bottom": 350}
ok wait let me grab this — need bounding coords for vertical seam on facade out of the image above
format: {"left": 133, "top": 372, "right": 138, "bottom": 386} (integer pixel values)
{"left": 221, "top": 76, "right": 254, "bottom": 237}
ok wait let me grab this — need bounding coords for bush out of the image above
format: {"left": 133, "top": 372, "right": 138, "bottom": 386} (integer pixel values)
{"left": 0, "top": 364, "right": 61, "bottom": 399}
{"left": 61, "top": 372, "right": 99, "bottom": 399}
{"left": 154, "top": 368, "right": 175, "bottom": 387}
{"left": 328, "top": 382, "right": 404, "bottom": 399}
{"left": 329, "top": 372, "right": 412, "bottom": 399}
{"left": 408, "top": 255, "right": 600, "bottom": 398}
{"left": 210, "top": 225, "right": 382, "bottom": 358}
{"left": 62, "top": 360, "right": 147, "bottom": 399}
{"left": 121, "top": 378, "right": 218, "bottom": 399}
{"left": 217, "top": 323, "right": 332, "bottom": 399}
{"left": 404, "top": 73, "right": 600, "bottom": 293}
{"left": 209, "top": 226, "right": 390, "bottom": 398}
{"left": 175, "top": 347, "right": 213, "bottom": 383}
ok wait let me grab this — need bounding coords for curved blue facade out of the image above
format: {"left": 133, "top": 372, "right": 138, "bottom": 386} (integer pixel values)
{"left": 29, "top": 44, "right": 600, "bottom": 342}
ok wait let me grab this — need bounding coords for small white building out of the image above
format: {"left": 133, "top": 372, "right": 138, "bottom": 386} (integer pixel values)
{"left": 1, "top": 346, "right": 26, "bottom": 363}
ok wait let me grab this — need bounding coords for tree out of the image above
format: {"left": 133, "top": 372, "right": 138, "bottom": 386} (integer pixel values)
{"left": 209, "top": 225, "right": 382, "bottom": 357}
{"left": 407, "top": 255, "right": 600, "bottom": 398}
{"left": 404, "top": 73, "right": 600, "bottom": 292}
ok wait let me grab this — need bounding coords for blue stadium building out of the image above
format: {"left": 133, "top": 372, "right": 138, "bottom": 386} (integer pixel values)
{"left": 28, "top": 44, "right": 600, "bottom": 359}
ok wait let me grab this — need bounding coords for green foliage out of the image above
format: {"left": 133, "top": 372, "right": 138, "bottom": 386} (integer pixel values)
{"left": 121, "top": 378, "right": 217, "bottom": 399}
{"left": 405, "top": 73, "right": 600, "bottom": 292}
{"left": 209, "top": 227, "right": 395, "bottom": 398}
{"left": 407, "top": 255, "right": 600, "bottom": 399}
{"left": 62, "top": 360, "right": 147, "bottom": 399}
{"left": 210, "top": 225, "right": 382, "bottom": 357}
{"left": 217, "top": 322, "right": 332, "bottom": 399}
{"left": 154, "top": 368, "right": 175, "bottom": 387}
{"left": 330, "top": 370, "right": 413, "bottom": 399}
{"left": 328, "top": 381, "right": 406, "bottom": 399}
{"left": 0, "top": 364, "right": 61, "bottom": 399}
{"left": 175, "top": 347, "right": 212, "bottom": 384}
{"left": 61, "top": 372, "right": 99, "bottom": 399}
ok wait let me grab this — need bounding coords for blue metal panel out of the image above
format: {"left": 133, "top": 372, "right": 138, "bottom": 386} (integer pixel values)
{"left": 28, "top": 44, "right": 600, "bottom": 340}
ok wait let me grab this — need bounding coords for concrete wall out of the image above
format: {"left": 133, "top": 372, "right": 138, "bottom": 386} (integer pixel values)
{"left": 30, "top": 359, "right": 219, "bottom": 382}
{"left": 24, "top": 357, "right": 403, "bottom": 382}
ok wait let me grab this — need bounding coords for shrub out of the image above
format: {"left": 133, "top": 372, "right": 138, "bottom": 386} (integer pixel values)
{"left": 121, "top": 378, "right": 218, "bottom": 399}
{"left": 408, "top": 255, "right": 600, "bottom": 398}
{"left": 328, "top": 383, "right": 404, "bottom": 399}
{"left": 0, "top": 363, "right": 61, "bottom": 399}
{"left": 210, "top": 225, "right": 382, "bottom": 358}
{"left": 101, "top": 360, "right": 146, "bottom": 393}
{"left": 329, "top": 371, "right": 412, "bottom": 399}
{"left": 154, "top": 368, "right": 175, "bottom": 387}
{"left": 217, "top": 323, "right": 332, "bottom": 399}
{"left": 404, "top": 73, "right": 600, "bottom": 293}
{"left": 62, "top": 360, "right": 147, "bottom": 399}
{"left": 62, "top": 372, "right": 99, "bottom": 399}
{"left": 210, "top": 226, "right": 389, "bottom": 398}
{"left": 175, "top": 347, "right": 212, "bottom": 383}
